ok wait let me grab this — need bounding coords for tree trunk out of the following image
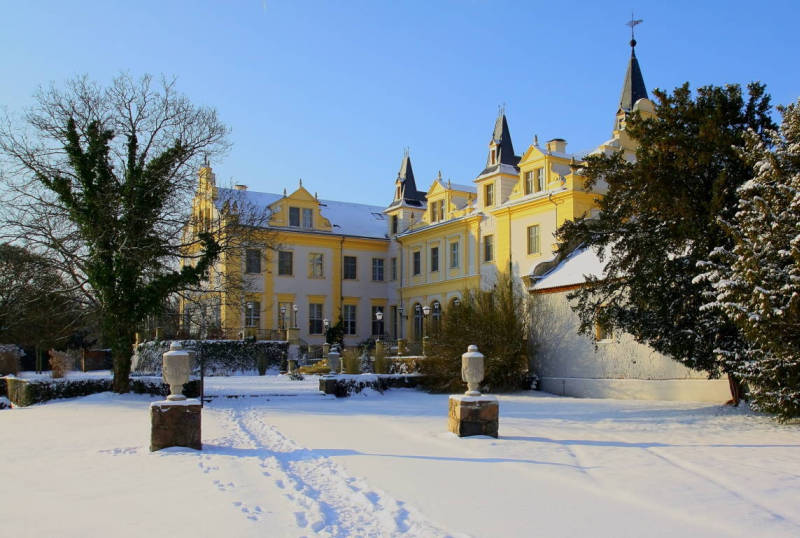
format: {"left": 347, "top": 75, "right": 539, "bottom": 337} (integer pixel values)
{"left": 727, "top": 374, "right": 742, "bottom": 406}
{"left": 110, "top": 332, "right": 135, "bottom": 393}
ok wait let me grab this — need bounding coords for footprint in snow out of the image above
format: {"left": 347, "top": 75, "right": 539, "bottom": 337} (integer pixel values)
{"left": 294, "top": 511, "right": 308, "bottom": 528}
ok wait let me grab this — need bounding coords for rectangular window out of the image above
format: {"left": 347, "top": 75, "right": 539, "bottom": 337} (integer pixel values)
{"left": 430, "top": 246, "right": 439, "bottom": 272}
{"left": 390, "top": 257, "right": 397, "bottom": 281}
{"left": 535, "top": 168, "right": 545, "bottom": 192}
{"left": 302, "top": 208, "right": 313, "bottom": 228}
{"left": 343, "top": 255, "right": 357, "bottom": 279}
{"left": 245, "top": 301, "right": 260, "bottom": 328}
{"left": 278, "top": 251, "right": 293, "bottom": 275}
{"left": 449, "top": 241, "right": 459, "bottom": 268}
{"left": 430, "top": 201, "right": 438, "bottom": 222}
{"left": 484, "top": 235, "right": 494, "bottom": 262}
{"left": 308, "top": 253, "right": 324, "bottom": 278}
{"left": 527, "top": 225, "right": 540, "bottom": 255}
{"left": 372, "top": 258, "right": 384, "bottom": 281}
{"left": 309, "top": 303, "right": 323, "bottom": 334}
{"left": 391, "top": 215, "right": 398, "bottom": 234}
{"left": 525, "top": 171, "right": 533, "bottom": 195}
{"left": 439, "top": 201, "right": 445, "bottom": 221}
{"left": 289, "top": 207, "right": 300, "bottom": 227}
{"left": 371, "top": 306, "right": 384, "bottom": 337}
{"left": 343, "top": 304, "right": 357, "bottom": 335}
{"left": 245, "top": 248, "right": 261, "bottom": 273}
{"left": 595, "top": 308, "right": 613, "bottom": 342}
{"left": 485, "top": 183, "right": 494, "bottom": 206}
{"left": 413, "top": 251, "right": 421, "bottom": 275}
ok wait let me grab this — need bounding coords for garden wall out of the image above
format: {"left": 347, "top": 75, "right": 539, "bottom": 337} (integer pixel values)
{"left": 1, "top": 375, "right": 202, "bottom": 407}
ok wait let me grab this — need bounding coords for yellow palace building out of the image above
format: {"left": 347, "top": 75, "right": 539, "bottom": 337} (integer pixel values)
{"left": 182, "top": 38, "right": 654, "bottom": 348}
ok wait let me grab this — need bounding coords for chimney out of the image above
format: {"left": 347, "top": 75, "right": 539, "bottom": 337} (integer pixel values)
{"left": 546, "top": 138, "right": 567, "bottom": 154}
{"left": 234, "top": 184, "right": 248, "bottom": 191}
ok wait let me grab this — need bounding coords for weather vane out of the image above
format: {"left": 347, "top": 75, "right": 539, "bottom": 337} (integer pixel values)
{"left": 627, "top": 12, "right": 643, "bottom": 46}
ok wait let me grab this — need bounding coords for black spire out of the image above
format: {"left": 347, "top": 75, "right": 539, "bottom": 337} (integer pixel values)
{"left": 491, "top": 110, "right": 516, "bottom": 166}
{"left": 480, "top": 108, "right": 519, "bottom": 175}
{"left": 392, "top": 150, "right": 426, "bottom": 207}
{"left": 619, "top": 17, "right": 648, "bottom": 112}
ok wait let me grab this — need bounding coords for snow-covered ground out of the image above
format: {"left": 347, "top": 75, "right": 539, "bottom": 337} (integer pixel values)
{"left": 2, "top": 374, "right": 799, "bottom": 537}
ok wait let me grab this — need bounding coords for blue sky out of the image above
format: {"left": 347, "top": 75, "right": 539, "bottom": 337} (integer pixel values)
{"left": 2, "top": 0, "right": 798, "bottom": 206}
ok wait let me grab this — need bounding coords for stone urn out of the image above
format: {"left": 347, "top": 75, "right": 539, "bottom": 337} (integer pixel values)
{"left": 461, "top": 345, "right": 485, "bottom": 396}
{"left": 162, "top": 342, "right": 191, "bottom": 401}
{"left": 327, "top": 350, "right": 341, "bottom": 375}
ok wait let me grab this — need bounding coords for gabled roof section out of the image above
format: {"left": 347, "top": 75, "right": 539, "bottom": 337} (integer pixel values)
{"left": 215, "top": 187, "right": 387, "bottom": 239}
{"left": 618, "top": 40, "right": 648, "bottom": 113}
{"left": 480, "top": 111, "right": 520, "bottom": 176}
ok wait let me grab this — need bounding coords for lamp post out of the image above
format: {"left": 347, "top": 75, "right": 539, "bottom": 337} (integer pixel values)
{"left": 292, "top": 304, "right": 299, "bottom": 329}
{"left": 323, "top": 318, "right": 330, "bottom": 342}
{"left": 280, "top": 305, "right": 286, "bottom": 331}
{"left": 422, "top": 305, "right": 431, "bottom": 357}
{"left": 397, "top": 306, "right": 405, "bottom": 338}
{"left": 375, "top": 309, "right": 384, "bottom": 340}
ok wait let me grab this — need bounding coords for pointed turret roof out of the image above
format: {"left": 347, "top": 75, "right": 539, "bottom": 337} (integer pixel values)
{"left": 479, "top": 110, "right": 520, "bottom": 176}
{"left": 389, "top": 151, "right": 426, "bottom": 208}
{"left": 618, "top": 39, "right": 648, "bottom": 112}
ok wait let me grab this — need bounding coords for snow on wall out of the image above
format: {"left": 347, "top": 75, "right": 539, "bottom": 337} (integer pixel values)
{"left": 532, "top": 291, "right": 729, "bottom": 402}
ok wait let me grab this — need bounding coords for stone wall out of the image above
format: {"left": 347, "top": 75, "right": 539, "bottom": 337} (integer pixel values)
{"left": 531, "top": 291, "right": 730, "bottom": 402}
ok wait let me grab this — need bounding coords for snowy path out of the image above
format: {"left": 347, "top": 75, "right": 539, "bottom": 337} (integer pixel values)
{"left": 202, "top": 402, "right": 458, "bottom": 536}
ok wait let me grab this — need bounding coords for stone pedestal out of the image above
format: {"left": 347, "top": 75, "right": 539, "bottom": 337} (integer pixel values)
{"left": 150, "top": 399, "right": 202, "bottom": 451}
{"left": 286, "top": 327, "right": 300, "bottom": 345}
{"left": 448, "top": 395, "right": 499, "bottom": 438}
{"left": 397, "top": 338, "right": 408, "bottom": 356}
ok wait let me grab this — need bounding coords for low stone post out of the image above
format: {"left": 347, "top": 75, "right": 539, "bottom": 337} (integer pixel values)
{"left": 375, "top": 339, "right": 384, "bottom": 358}
{"left": 150, "top": 342, "right": 201, "bottom": 451}
{"left": 447, "top": 345, "right": 499, "bottom": 438}
{"left": 287, "top": 359, "right": 297, "bottom": 373}
{"left": 322, "top": 343, "right": 331, "bottom": 356}
{"left": 422, "top": 336, "right": 430, "bottom": 357}
{"left": 397, "top": 338, "right": 408, "bottom": 356}
{"left": 155, "top": 327, "right": 163, "bottom": 341}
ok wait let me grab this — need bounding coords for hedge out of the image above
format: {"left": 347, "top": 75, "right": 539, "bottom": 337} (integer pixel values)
{"left": 132, "top": 339, "right": 288, "bottom": 376}
{"left": 3, "top": 376, "right": 202, "bottom": 407}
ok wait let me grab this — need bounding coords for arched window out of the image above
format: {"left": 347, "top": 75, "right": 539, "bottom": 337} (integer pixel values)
{"left": 431, "top": 301, "right": 442, "bottom": 334}
{"left": 413, "top": 303, "right": 423, "bottom": 342}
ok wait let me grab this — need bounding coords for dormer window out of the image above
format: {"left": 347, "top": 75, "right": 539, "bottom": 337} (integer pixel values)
{"left": 289, "top": 207, "right": 300, "bottom": 227}
{"left": 485, "top": 183, "right": 494, "bottom": 207}
{"left": 302, "top": 208, "right": 313, "bottom": 228}
{"left": 490, "top": 148, "right": 496, "bottom": 165}
{"left": 396, "top": 185, "right": 402, "bottom": 200}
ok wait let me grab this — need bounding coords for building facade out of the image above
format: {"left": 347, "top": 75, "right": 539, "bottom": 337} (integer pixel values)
{"left": 182, "top": 38, "right": 654, "bottom": 349}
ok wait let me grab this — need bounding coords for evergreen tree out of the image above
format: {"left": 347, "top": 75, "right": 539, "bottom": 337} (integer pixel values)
{"left": 698, "top": 100, "right": 800, "bottom": 419}
{"left": 557, "top": 83, "right": 774, "bottom": 395}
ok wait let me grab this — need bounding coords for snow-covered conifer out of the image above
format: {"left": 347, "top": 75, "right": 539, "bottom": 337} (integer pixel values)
{"left": 701, "top": 100, "right": 800, "bottom": 419}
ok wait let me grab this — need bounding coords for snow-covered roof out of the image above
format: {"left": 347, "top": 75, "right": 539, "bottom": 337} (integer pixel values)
{"left": 448, "top": 182, "right": 477, "bottom": 193}
{"left": 318, "top": 198, "right": 386, "bottom": 238}
{"left": 531, "top": 245, "right": 612, "bottom": 291}
{"left": 475, "top": 163, "right": 519, "bottom": 179}
{"left": 215, "top": 188, "right": 387, "bottom": 239}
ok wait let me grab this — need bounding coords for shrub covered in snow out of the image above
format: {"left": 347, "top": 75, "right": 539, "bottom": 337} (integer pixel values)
{"left": 132, "top": 339, "right": 288, "bottom": 376}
